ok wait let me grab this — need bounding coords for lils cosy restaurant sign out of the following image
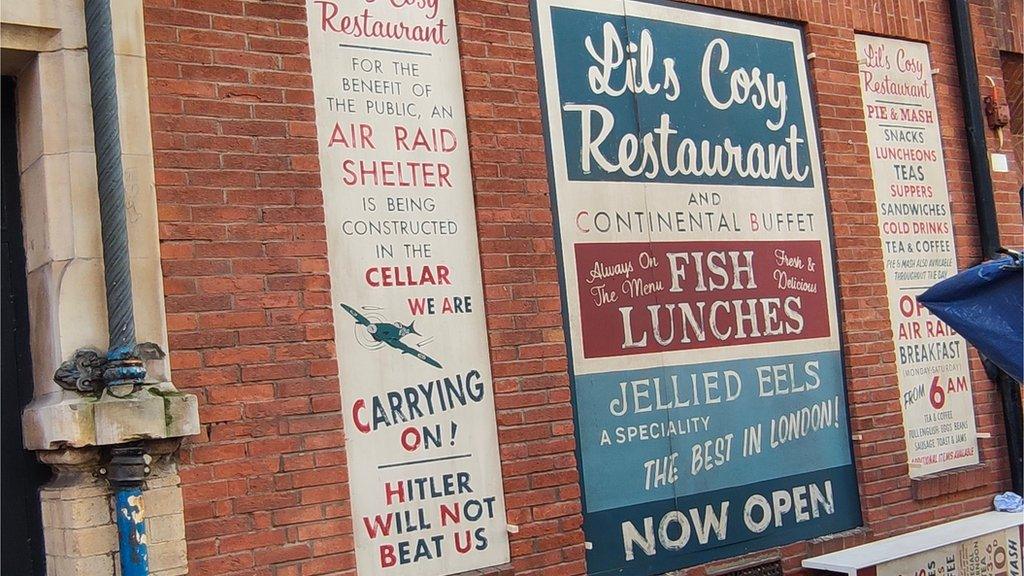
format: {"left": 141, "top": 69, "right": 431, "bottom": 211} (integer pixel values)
{"left": 533, "top": 1, "right": 861, "bottom": 574}
{"left": 307, "top": 0, "right": 510, "bottom": 574}
{"left": 856, "top": 34, "right": 979, "bottom": 478}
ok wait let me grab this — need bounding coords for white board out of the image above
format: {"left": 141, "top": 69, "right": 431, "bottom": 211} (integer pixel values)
{"left": 877, "top": 526, "right": 1022, "bottom": 576}
{"left": 306, "top": 1, "right": 510, "bottom": 573}
{"left": 856, "top": 34, "right": 980, "bottom": 478}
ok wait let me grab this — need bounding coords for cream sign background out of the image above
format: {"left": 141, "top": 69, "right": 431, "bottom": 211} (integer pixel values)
{"left": 307, "top": 0, "right": 510, "bottom": 574}
{"left": 876, "top": 526, "right": 1022, "bottom": 576}
{"left": 856, "top": 34, "right": 979, "bottom": 477}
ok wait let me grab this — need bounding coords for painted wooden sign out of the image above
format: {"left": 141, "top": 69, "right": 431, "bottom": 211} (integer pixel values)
{"left": 533, "top": 1, "right": 861, "bottom": 573}
{"left": 306, "top": 0, "right": 510, "bottom": 573}
{"left": 876, "top": 526, "right": 1023, "bottom": 576}
{"left": 856, "top": 34, "right": 979, "bottom": 478}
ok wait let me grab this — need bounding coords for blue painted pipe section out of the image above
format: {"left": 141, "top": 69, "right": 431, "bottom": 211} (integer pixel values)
{"left": 104, "top": 345, "right": 146, "bottom": 389}
{"left": 114, "top": 486, "right": 149, "bottom": 576}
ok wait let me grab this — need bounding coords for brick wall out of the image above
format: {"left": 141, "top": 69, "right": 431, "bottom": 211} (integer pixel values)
{"left": 143, "top": 1, "right": 1022, "bottom": 575}
{"left": 144, "top": 3, "right": 352, "bottom": 574}
{"left": 973, "top": 0, "right": 1024, "bottom": 208}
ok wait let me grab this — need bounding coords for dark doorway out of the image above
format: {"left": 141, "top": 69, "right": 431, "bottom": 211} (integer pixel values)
{"left": 2, "top": 75, "right": 49, "bottom": 576}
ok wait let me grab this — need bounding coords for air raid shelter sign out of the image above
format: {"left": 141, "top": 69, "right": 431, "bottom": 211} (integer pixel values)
{"left": 307, "top": 0, "right": 510, "bottom": 574}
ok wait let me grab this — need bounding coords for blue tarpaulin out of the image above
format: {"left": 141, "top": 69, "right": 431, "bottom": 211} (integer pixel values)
{"left": 918, "top": 253, "right": 1023, "bottom": 383}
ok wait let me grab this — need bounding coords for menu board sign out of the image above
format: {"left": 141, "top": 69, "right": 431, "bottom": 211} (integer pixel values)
{"left": 877, "top": 526, "right": 1023, "bottom": 576}
{"left": 307, "top": 0, "right": 510, "bottom": 574}
{"left": 855, "top": 34, "right": 979, "bottom": 477}
{"left": 533, "top": 1, "right": 862, "bottom": 573}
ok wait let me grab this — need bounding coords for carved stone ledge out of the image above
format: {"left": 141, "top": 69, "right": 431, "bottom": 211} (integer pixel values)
{"left": 22, "top": 382, "right": 199, "bottom": 451}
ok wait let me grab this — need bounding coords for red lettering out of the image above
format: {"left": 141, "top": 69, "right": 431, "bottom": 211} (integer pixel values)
{"left": 365, "top": 266, "right": 453, "bottom": 287}
{"left": 379, "top": 543, "right": 396, "bottom": 567}
{"left": 401, "top": 427, "right": 421, "bottom": 451}
{"left": 408, "top": 297, "right": 429, "bottom": 315}
{"left": 440, "top": 503, "right": 460, "bottom": 526}
{"left": 352, "top": 398, "right": 370, "bottom": 433}
{"left": 315, "top": 0, "right": 340, "bottom": 31}
{"left": 384, "top": 482, "right": 405, "bottom": 505}
{"left": 365, "top": 268, "right": 379, "bottom": 287}
{"left": 364, "top": 514, "right": 393, "bottom": 539}
{"left": 454, "top": 530, "right": 473, "bottom": 553}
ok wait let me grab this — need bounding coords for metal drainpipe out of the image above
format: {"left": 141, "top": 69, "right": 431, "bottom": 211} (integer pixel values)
{"left": 101, "top": 445, "right": 152, "bottom": 576}
{"left": 947, "top": 0, "right": 1023, "bottom": 495}
{"left": 84, "top": 0, "right": 151, "bottom": 574}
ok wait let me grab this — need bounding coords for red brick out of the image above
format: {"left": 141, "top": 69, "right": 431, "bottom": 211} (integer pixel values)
{"left": 144, "top": 1, "right": 1021, "bottom": 574}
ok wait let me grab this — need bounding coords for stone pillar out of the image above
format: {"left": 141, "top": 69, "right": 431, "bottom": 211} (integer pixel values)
{"left": 38, "top": 448, "right": 114, "bottom": 576}
{"left": 1, "top": 2, "right": 201, "bottom": 575}
{"left": 36, "top": 442, "right": 189, "bottom": 576}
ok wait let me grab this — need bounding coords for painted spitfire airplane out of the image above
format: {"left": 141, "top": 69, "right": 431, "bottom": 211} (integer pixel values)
{"left": 339, "top": 303, "right": 443, "bottom": 369}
